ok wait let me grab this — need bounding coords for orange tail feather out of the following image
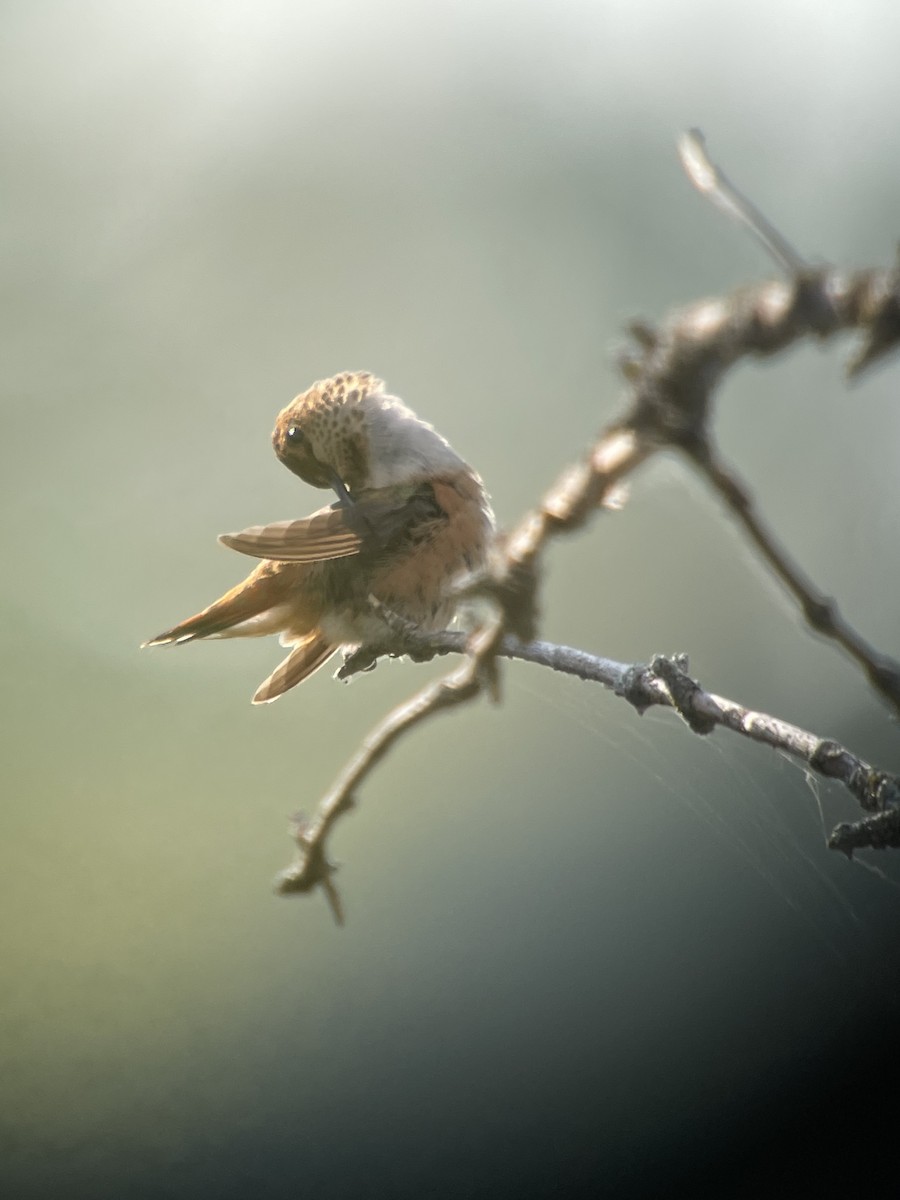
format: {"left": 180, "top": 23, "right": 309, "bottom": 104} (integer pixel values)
{"left": 252, "top": 634, "right": 337, "bottom": 703}
{"left": 142, "top": 565, "right": 300, "bottom": 647}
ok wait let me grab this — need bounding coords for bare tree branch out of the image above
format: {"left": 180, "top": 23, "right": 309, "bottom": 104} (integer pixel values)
{"left": 276, "top": 633, "right": 900, "bottom": 919}
{"left": 273, "top": 133, "right": 900, "bottom": 918}
{"left": 469, "top": 258, "right": 900, "bottom": 717}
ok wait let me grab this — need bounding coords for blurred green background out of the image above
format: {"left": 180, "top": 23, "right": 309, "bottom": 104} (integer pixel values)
{"left": 3, "top": 1, "right": 900, "bottom": 1196}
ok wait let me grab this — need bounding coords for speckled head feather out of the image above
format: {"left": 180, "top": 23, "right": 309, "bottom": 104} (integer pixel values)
{"left": 272, "top": 372, "right": 385, "bottom": 491}
{"left": 272, "top": 371, "right": 465, "bottom": 494}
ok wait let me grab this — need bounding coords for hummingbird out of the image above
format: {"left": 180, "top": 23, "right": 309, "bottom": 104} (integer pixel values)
{"left": 143, "top": 372, "right": 495, "bottom": 703}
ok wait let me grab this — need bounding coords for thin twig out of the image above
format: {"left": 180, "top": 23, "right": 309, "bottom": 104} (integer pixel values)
{"left": 275, "top": 620, "right": 502, "bottom": 912}
{"left": 279, "top": 634, "right": 900, "bottom": 918}
{"left": 685, "top": 435, "right": 900, "bottom": 712}
{"left": 351, "top": 635, "right": 900, "bottom": 821}
{"left": 678, "top": 128, "right": 808, "bottom": 275}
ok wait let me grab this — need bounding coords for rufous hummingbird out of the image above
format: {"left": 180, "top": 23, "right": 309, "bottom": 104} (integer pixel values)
{"left": 143, "top": 372, "right": 495, "bottom": 703}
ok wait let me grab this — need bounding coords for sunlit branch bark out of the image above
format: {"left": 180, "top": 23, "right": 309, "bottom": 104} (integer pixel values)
{"left": 278, "top": 635, "right": 900, "bottom": 921}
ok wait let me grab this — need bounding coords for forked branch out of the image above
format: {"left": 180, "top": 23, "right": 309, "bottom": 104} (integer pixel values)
{"left": 276, "top": 132, "right": 900, "bottom": 919}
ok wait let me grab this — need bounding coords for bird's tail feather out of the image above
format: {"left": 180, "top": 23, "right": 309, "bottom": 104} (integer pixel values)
{"left": 252, "top": 634, "right": 337, "bottom": 704}
{"left": 141, "top": 575, "right": 292, "bottom": 648}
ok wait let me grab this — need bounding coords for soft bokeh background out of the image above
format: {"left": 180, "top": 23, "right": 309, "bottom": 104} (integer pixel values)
{"left": 3, "top": 1, "right": 900, "bottom": 1196}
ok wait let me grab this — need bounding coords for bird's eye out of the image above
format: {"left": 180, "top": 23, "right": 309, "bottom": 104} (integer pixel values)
{"left": 286, "top": 425, "right": 305, "bottom": 444}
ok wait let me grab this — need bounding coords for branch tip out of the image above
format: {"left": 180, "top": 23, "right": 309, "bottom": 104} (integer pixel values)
{"left": 678, "top": 128, "right": 807, "bottom": 276}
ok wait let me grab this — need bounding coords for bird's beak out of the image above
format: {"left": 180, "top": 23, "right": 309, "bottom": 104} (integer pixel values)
{"left": 329, "top": 469, "right": 355, "bottom": 506}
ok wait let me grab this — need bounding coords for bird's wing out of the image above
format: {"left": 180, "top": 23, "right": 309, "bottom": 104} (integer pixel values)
{"left": 218, "top": 503, "right": 363, "bottom": 562}
{"left": 220, "top": 487, "right": 443, "bottom": 563}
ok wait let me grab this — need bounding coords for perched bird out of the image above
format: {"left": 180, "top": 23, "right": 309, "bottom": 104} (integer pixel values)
{"left": 143, "top": 372, "right": 495, "bottom": 703}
